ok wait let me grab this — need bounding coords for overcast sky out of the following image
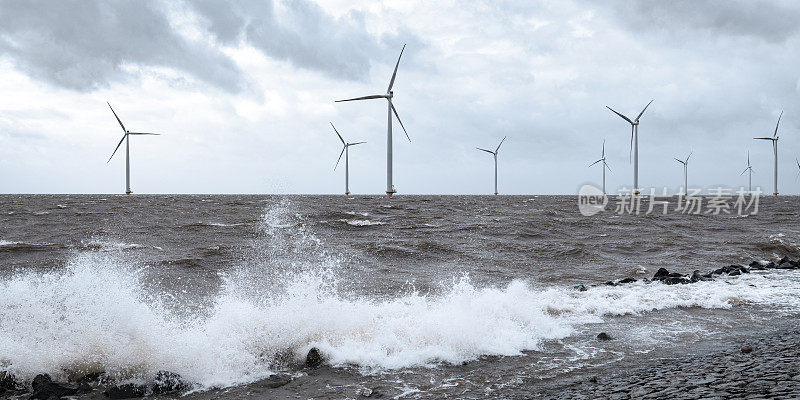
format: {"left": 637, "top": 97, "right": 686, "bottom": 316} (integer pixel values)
{"left": 0, "top": 0, "right": 799, "bottom": 195}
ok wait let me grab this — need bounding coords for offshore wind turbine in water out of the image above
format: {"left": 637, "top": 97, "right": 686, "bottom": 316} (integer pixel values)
{"left": 106, "top": 103, "right": 160, "bottom": 195}
{"left": 330, "top": 122, "right": 365, "bottom": 196}
{"left": 476, "top": 136, "right": 506, "bottom": 195}
{"left": 589, "top": 139, "right": 612, "bottom": 194}
{"left": 674, "top": 151, "right": 692, "bottom": 193}
{"left": 335, "top": 45, "right": 410, "bottom": 197}
{"left": 606, "top": 100, "right": 653, "bottom": 196}
{"left": 741, "top": 152, "right": 754, "bottom": 192}
{"left": 754, "top": 111, "right": 782, "bottom": 196}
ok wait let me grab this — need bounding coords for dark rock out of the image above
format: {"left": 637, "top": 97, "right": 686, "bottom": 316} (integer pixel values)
{"left": 661, "top": 276, "right": 689, "bottom": 285}
{"left": 618, "top": 277, "right": 637, "bottom": 284}
{"left": 77, "top": 371, "right": 104, "bottom": 384}
{"left": 575, "top": 284, "right": 588, "bottom": 292}
{"left": 305, "top": 347, "right": 324, "bottom": 369}
{"left": 104, "top": 383, "right": 147, "bottom": 399}
{"left": 729, "top": 269, "right": 741, "bottom": 276}
{"left": 653, "top": 268, "right": 670, "bottom": 279}
{"left": 777, "top": 261, "right": 797, "bottom": 270}
{"left": 749, "top": 260, "right": 762, "bottom": 268}
{"left": 263, "top": 373, "right": 292, "bottom": 389}
{"left": 765, "top": 262, "right": 776, "bottom": 269}
{"left": 596, "top": 332, "right": 612, "bottom": 341}
{"left": 778, "top": 256, "right": 790, "bottom": 265}
{"left": 30, "top": 374, "right": 86, "bottom": 400}
{"left": 604, "top": 281, "right": 616, "bottom": 286}
{"left": 1, "top": 371, "right": 18, "bottom": 395}
{"left": 151, "top": 371, "right": 189, "bottom": 395}
{"left": 741, "top": 346, "right": 753, "bottom": 354}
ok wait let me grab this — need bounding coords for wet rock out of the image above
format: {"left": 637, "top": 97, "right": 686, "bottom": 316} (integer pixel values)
{"left": 575, "top": 284, "right": 588, "bottom": 292}
{"left": 263, "top": 373, "right": 292, "bottom": 389}
{"left": 597, "top": 332, "right": 612, "bottom": 341}
{"left": 618, "top": 277, "right": 637, "bottom": 284}
{"left": 749, "top": 261, "right": 767, "bottom": 271}
{"left": 604, "top": 281, "right": 617, "bottom": 286}
{"left": 778, "top": 256, "right": 790, "bottom": 265}
{"left": 712, "top": 265, "right": 747, "bottom": 276}
{"left": 653, "top": 268, "right": 671, "bottom": 279}
{"left": 661, "top": 276, "right": 689, "bottom": 285}
{"left": 151, "top": 371, "right": 189, "bottom": 394}
{"left": 689, "top": 270, "right": 708, "bottom": 282}
{"left": 764, "top": 262, "right": 776, "bottom": 269}
{"left": 728, "top": 269, "right": 742, "bottom": 276}
{"left": 77, "top": 371, "right": 105, "bottom": 384}
{"left": 0, "top": 371, "right": 18, "bottom": 395}
{"left": 31, "top": 374, "right": 86, "bottom": 399}
{"left": 741, "top": 346, "right": 753, "bottom": 354}
{"left": 104, "top": 383, "right": 147, "bottom": 399}
{"left": 305, "top": 347, "right": 325, "bottom": 369}
{"left": 358, "top": 386, "right": 386, "bottom": 398}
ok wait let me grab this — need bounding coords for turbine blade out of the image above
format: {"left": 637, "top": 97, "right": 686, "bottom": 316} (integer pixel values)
{"left": 334, "top": 146, "right": 345, "bottom": 170}
{"left": 127, "top": 132, "right": 160, "bottom": 135}
{"left": 741, "top": 167, "right": 749, "bottom": 176}
{"left": 387, "top": 44, "right": 406, "bottom": 92}
{"left": 606, "top": 106, "right": 633, "bottom": 124}
{"left": 589, "top": 159, "right": 602, "bottom": 167}
{"left": 391, "top": 103, "right": 410, "bottom": 142}
{"left": 477, "top": 147, "right": 494, "bottom": 154}
{"left": 685, "top": 151, "right": 692, "bottom": 163}
{"left": 335, "top": 95, "right": 385, "bottom": 102}
{"left": 349, "top": 141, "right": 366, "bottom": 146}
{"left": 754, "top": 137, "right": 774, "bottom": 140}
{"left": 635, "top": 99, "right": 653, "bottom": 121}
{"left": 674, "top": 158, "right": 684, "bottom": 164}
{"left": 495, "top": 136, "right": 506, "bottom": 153}
{"left": 629, "top": 125, "right": 634, "bottom": 163}
{"left": 774, "top": 110, "right": 783, "bottom": 138}
{"left": 796, "top": 158, "right": 799, "bottom": 169}
{"left": 604, "top": 161, "right": 612, "bottom": 172}
{"left": 601, "top": 139, "right": 605, "bottom": 158}
{"left": 107, "top": 134, "right": 127, "bottom": 163}
{"left": 747, "top": 151, "right": 750, "bottom": 166}
{"left": 107, "top": 102, "right": 126, "bottom": 133}
{"left": 330, "top": 122, "right": 345, "bottom": 145}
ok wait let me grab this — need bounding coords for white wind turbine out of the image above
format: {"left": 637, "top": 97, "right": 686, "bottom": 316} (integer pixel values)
{"left": 589, "top": 139, "right": 612, "bottom": 194}
{"left": 330, "top": 122, "right": 365, "bottom": 196}
{"left": 795, "top": 158, "right": 800, "bottom": 183}
{"left": 754, "top": 111, "right": 783, "bottom": 196}
{"left": 335, "top": 45, "right": 410, "bottom": 197}
{"left": 106, "top": 102, "right": 160, "bottom": 195}
{"left": 674, "top": 151, "right": 692, "bottom": 193}
{"left": 740, "top": 151, "right": 754, "bottom": 192}
{"left": 606, "top": 100, "right": 653, "bottom": 196}
{"left": 476, "top": 136, "right": 506, "bottom": 195}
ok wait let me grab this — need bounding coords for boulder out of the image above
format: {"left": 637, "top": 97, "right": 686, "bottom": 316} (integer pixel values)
{"left": 30, "top": 374, "right": 87, "bottom": 400}
{"left": 305, "top": 347, "right": 325, "bottom": 369}
{"left": 603, "top": 281, "right": 616, "bottom": 286}
{"left": 0, "top": 371, "right": 18, "bottom": 395}
{"left": 618, "top": 277, "right": 637, "bottom": 284}
{"left": 653, "top": 268, "right": 671, "bottom": 279}
{"left": 104, "top": 383, "right": 147, "bottom": 399}
{"left": 661, "top": 276, "right": 689, "bottom": 285}
{"left": 575, "top": 284, "right": 588, "bottom": 292}
{"left": 151, "top": 371, "right": 189, "bottom": 395}
{"left": 778, "top": 256, "right": 790, "bottom": 265}
{"left": 263, "top": 374, "right": 292, "bottom": 389}
{"left": 764, "top": 262, "right": 776, "bottom": 269}
{"left": 690, "top": 270, "right": 711, "bottom": 282}
{"left": 596, "top": 332, "right": 612, "bottom": 341}
{"left": 741, "top": 346, "right": 753, "bottom": 354}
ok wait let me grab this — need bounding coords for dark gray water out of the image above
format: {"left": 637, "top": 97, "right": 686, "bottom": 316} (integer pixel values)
{"left": 1, "top": 195, "right": 799, "bottom": 398}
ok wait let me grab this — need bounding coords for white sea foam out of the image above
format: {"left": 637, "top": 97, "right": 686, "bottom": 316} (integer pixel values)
{"left": 343, "top": 219, "right": 384, "bottom": 226}
{"left": 81, "top": 239, "right": 143, "bottom": 251}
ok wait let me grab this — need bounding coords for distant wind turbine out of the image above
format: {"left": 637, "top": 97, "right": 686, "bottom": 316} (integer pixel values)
{"left": 754, "top": 111, "right": 782, "bottom": 196}
{"left": 106, "top": 102, "right": 160, "bottom": 195}
{"left": 795, "top": 158, "right": 800, "bottom": 182}
{"left": 589, "top": 139, "right": 612, "bottom": 194}
{"left": 740, "top": 152, "right": 754, "bottom": 192}
{"left": 606, "top": 100, "right": 653, "bottom": 196}
{"left": 476, "top": 136, "right": 506, "bottom": 195}
{"left": 330, "top": 122, "right": 365, "bottom": 196}
{"left": 674, "top": 151, "right": 692, "bottom": 193}
{"left": 335, "top": 45, "right": 410, "bottom": 197}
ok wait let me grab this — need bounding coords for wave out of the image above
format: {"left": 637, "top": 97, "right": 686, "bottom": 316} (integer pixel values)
{"left": 80, "top": 239, "right": 144, "bottom": 251}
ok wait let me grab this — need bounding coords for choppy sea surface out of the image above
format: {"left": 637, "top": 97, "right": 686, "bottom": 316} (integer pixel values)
{"left": 1, "top": 195, "right": 799, "bottom": 398}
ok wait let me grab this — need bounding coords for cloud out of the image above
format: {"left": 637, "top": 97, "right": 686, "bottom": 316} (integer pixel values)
{"left": 188, "top": 0, "right": 406, "bottom": 81}
{"left": 601, "top": 0, "right": 800, "bottom": 43}
{"left": 0, "top": 0, "right": 245, "bottom": 92}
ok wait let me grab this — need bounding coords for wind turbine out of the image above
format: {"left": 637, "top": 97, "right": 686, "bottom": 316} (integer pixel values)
{"left": 754, "top": 111, "right": 782, "bottom": 196}
{"left": 589, "top": 139, "right": 612, "bottom": 194}
{"left": 740, "top": 151, "right": 754, "bottom": 192}
{"left": 674, "top": 151, "right": 692, "bottom": 193}
{"left": 335, "top": 45, "right": 410, "bottom": 197}
{"left": 795, "top": 158, "right": 799, "bottom": 182}
{"left": 106, "top": 102, "right": 160, "bottom": 195}
{"left": 476, "top": 136, "right": 506, "bottom": 195}
{"left": 606, "top": 100, "right": 653, "bottom": 196}
{"left": 330, "top": 122, "right": 365, "bottom": 196}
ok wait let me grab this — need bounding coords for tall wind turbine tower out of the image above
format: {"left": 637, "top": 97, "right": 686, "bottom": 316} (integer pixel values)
{"left": 476, "top": 136, "right": 506, "bottom": 195}
{"left": 589, "top": 139, "right": 612, "bottom": 194}
{"left": 335, "top": 45, "right": 410, "bottom": 197}
{"left": 106, "top": 102, "right": 160, "bottom": 195}
{"left": 606, "top": 100, "right": 653, "bottom": 196}
{"left": 741, "top": 152, "right": 754, "bottom": 192}
{"left": 754, "top": 111, "right": 782, "bottom": 196}
{"left": 330, "top": 122, "right": 365, "bottom": 196}
{"left": 674, "top": 151, "right": 692, "bottom": 193}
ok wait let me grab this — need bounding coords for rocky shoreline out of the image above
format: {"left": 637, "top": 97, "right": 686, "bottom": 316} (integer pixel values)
{"left": 1, "top": 256, "right": 798, "bottom": 399}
